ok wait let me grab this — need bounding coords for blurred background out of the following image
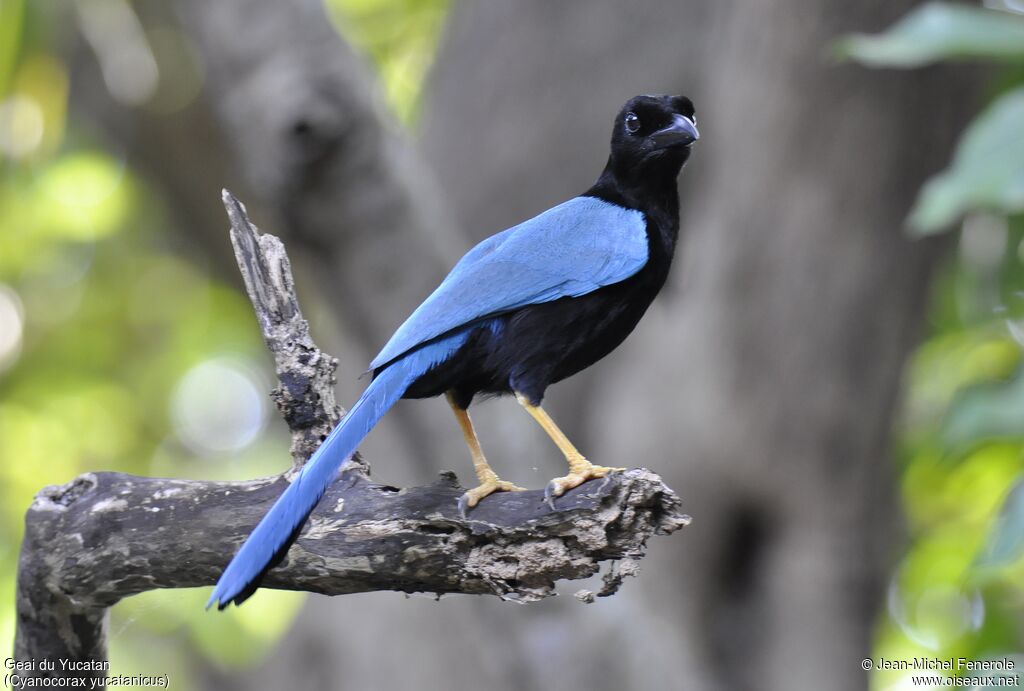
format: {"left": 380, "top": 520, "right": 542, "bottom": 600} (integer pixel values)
{"left": 2, "top": 0, "right": 1024, "bottom": 689}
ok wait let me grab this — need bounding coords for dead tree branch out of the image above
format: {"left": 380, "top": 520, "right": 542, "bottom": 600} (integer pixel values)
{"left": 13, "top": 191, "right": 689, "bottom": 685}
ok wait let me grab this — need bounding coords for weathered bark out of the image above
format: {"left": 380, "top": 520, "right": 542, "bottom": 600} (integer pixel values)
{"left": 12, "top": 192, "right": 687, "bottom": 685}
{"left": 222, "top": 190, "right": 347, "bottom": 473}
{"left": 15, "top": 467, "right": 684, "bottom": 681}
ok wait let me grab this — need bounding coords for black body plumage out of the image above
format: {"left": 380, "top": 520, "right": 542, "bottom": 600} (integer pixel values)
{"left": 402, "top": 94, "right": 694, "bottom": 408}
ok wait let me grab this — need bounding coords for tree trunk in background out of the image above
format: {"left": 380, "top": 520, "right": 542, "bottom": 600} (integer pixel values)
{"left": 72, "top": 0, "right": 469, "bottom": 476}
{"left": 68, "top": 0, "right": 976, "bottom": 689}
{"left": 416, "top": 1, "right": 972, "bottom": 690}
{"left": 169, "top": 0, "right": 477, "bottom": 477}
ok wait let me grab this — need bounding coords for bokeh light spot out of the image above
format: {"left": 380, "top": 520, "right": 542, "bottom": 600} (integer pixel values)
{"left": 0, "top": 94, "right": 44, "bottom": 158}
{"left": 171, "top": 357, "right": 268, "bottom": 457}
{"left": 0, "top": 284, "right": 24, "bottom": 371}
{"left": 36, "top": 151, "right": 128, "bottom": 240}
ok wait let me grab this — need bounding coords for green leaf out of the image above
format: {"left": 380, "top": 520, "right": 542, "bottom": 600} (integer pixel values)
{"left": 975, "top": 476, "right": 1024, "bottom": 568}
{"left": 837, "top": 3, "right": 1024, "bottom": 68}
{"left": 909, "top": 87, "right": 1024, "bottom": 234}
{"left": 0, "top": 0, "right": 24, "bottom": 95}
{"left": 942, "top": 366, "right": 1024, "bottom": 450}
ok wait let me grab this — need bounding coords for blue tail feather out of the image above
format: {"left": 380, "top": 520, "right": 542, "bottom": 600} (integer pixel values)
{"left": 207, "top": 330, "right": 470, "bottom": 609}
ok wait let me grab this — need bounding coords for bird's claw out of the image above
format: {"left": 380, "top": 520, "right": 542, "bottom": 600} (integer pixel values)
{"left": 457, "top": 479, "right": 526, "bottom": 518}
{"left": 544, "top": 481, "right": 560, "bottom": 511}
{"left": 543, "top": 464, "right": 625, "bottom": 510}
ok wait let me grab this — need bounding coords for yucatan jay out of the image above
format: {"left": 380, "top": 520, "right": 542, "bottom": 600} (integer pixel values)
{"left": 209, "top": 94, "right": 698, "bottom": 609}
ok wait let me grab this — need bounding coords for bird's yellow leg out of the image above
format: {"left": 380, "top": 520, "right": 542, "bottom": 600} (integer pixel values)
{"left": 514, "top": 392, "right": 624, "bottom": 502}
{"left": 447, "top": 392, "right": 524, "bottom": 514}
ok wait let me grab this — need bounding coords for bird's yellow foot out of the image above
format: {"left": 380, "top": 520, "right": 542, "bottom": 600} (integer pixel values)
{"left": 458, "top": 478, "right": 526, "bottom": 517}
{"left": 544, "top": 460, "right": 625, "bottom": 509}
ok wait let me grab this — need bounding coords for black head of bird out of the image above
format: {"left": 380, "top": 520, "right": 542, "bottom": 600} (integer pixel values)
{"left": 606, "top": 94, "right": 698, "bottom": 190}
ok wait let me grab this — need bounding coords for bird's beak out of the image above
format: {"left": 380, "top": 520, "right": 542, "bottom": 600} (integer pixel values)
{"left": 650, "top": 114, "right": 699, "bottom": 149}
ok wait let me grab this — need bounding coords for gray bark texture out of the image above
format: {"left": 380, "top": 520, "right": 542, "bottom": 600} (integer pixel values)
{"left": 12, "top": 192, "right": 687, "bottom": 685}
{"left": 58, "top": 0, "right": 979, "bottom": 689}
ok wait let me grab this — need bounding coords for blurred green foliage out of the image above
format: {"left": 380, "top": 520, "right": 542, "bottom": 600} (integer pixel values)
{"left": 911, "top": 89, "right": 1024, "bottom": 232}
{"left": 326, "top": 0, "right": 450, "bottom": 123}
{"left": 841, "top": 3, "right": 1024, "bottom": 234}
{"left": 0, "top": 0, "right": 447, "bottom": 686}
{"left": 838, "top": 3, "right": 1024, "bottom": 66}
{"left": 845, "top": 2, "right": 1024, "bottom": 687}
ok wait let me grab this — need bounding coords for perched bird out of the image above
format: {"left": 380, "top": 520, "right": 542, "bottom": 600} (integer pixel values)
{"left": 208, "top": 94, "right": 698, "bottom": 609}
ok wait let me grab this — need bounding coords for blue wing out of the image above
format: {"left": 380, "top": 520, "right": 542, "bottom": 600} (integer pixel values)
{"left": 370, "top": 196, "right": 648, "bottom": 370}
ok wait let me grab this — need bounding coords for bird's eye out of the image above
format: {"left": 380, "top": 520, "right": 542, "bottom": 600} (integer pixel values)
{"left": 624, "top": 112, "right": 640, "bottom": 134}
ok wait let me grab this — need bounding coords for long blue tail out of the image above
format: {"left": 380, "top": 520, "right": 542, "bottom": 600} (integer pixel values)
{"left": 207, "top": 331, "right": 469, "bottom": 609}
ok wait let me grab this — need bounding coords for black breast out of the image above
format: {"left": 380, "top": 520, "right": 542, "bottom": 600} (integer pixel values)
{"left": 404, "top": 209, "right": 678, "bottom": 408}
